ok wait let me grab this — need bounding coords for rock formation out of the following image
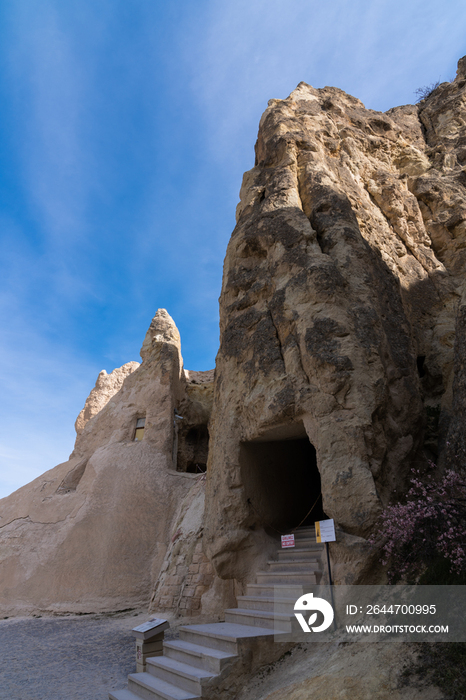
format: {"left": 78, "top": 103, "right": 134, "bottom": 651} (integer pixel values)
{"left": 2, "top": 57, "right": 466, "bottom": 621}
{"left": 0, "top": 310, "right": 219, "bottom": 616}
{"left": 74, "top": 362, "right": 140, "bottom": 436}
{"left": 204, "top": 57, "right": 466, "bottom": 585}
{"left": 148, "top": 475, "right": 236, "bottom": 620}
{"left": 235, "top": 640, "right": 442, "bottom": 700}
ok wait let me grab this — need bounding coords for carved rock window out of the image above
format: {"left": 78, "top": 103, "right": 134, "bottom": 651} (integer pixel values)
{"left": 134, "top": 417, "right": 145, "bottom": 441}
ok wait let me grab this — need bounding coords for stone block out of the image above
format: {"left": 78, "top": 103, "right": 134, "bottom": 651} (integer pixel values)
{"left": 136, "top": 640, "right": 163, "bottom": 667}
{"left": 137, "top": 650, "right": 163, "bottom": 662}
{"left": 136, "top": 639, "right": 164, "bottom": 655}
{"left": 160, "top": 596, "right": 173, "bottom": 607}
{"left": 165, "top": 584, "right": 180, "bottom": 593}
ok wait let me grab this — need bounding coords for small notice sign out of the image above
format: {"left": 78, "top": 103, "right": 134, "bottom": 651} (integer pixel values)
{"left": 315, "top": 519, "right": 336, "bottom": 543}
{"left": 132, "top": 618, "right": 169, "bottom": 641}
{"left": 281, "top": 534, "right": 295, "bottom": 548}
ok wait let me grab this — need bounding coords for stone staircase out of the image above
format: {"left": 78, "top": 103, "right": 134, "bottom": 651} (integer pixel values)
{"left": 109, "top": 526, "right": 323, "bottom": 700}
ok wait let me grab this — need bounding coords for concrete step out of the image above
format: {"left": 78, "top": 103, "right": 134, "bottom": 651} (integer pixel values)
{"left": 236, "top": 595, "right": 297, "bottom": 614}
{"left": 178, "top": 622, "right": 284, "bottom": 654}
{"left": 266, "top": 560, "right": 321, "bottom": 573}
{"left": 224, "top": 607, "right": 292, "bottom": 632}
{"left": 163, "top": 639, "right": 235, "bottom": 674}
{"left": 277, "top": 547, "right": 323, "bottom": 561}
{"left": 289, "top": 537, "right": 320, "bottom": 548}
{"left": 286, "top": 529, "right": 316, "bottom": 540}
{"left": 278, "top": 539, "right": 320, "bottom": 551}
{"left": 109, "top": 689, "right": 142, "bottom": 700}
{"left": 146, "top": 656, "right": 214, "bottom": 695}
{"left": 256, "top": 570, "right": 318, "bottom": 585}
{"left": 245, "top": 583, "right": 310, "bottom": 598}
{"left": 276, "top": 528, "right": 316, "bottom": 543}
{"left": 127, "top": 671, "right": 199, "bottom": 700}
{"left": 293, "top": 527, "right": 316, "bottom": 536}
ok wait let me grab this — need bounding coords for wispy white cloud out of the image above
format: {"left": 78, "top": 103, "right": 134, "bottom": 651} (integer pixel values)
{"left": 0, "top": 315, "right": 101, "bottom": 500}
{"left": 4, "top": 2, "right": 95, "bottom": 245}
{"left": 181, "top": 0, "right": 465, "bottom": 167}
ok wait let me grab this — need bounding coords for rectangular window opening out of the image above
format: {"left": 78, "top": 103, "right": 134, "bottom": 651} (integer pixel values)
{"left": 134, "top": 417, "right": 145, "bottom": 441}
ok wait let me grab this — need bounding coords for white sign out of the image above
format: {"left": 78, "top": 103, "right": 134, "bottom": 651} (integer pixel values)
{"left": 315, "top": 519, "right": 336, "bottom": 543}
{"left": 132, "top": 618, "right": 169, "bottom": 640}
{"left": 281, "top": 534, "right": 295, "bottom": 548}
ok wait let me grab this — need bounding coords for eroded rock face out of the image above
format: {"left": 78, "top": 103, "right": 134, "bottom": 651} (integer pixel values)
{"left": 235, "top": 641, "right": 442, "bottom": 700}
{"left": 204, "top": 58, "right": 466, "bottom": 584}
{"left": 175, "top": 370, "right": 215, "bottom": 474}
{"left": 0, "top": 310, "right": 210, "bottom": 616}
{"left": 148, "top": 476, "right": 236, "bottom": 620}
{"left": 74, "top": 362, "right": 140, "bottom": 436}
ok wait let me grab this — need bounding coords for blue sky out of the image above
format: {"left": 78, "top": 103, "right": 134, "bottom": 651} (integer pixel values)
{"left": 0, "top": 0, "right": 464, "bottom": 499}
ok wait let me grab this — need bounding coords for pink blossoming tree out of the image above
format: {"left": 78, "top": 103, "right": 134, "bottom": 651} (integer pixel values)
{"left": 371, "top": 468, "right": 466, "bottom": 583}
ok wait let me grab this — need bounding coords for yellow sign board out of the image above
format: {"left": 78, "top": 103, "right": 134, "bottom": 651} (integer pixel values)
{"left": 315, "top": 518, "right": 336, "bottom": 543}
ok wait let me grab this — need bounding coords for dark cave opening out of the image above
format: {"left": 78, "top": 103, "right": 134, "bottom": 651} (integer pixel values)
{"left": 417, "top": 355, "right": 426, "bottom": 378}
{"left": 240, "top": 430, "right": 326, "bottom": 533}
{"left": 177, "top": 424, "right": 209, "bottom": 473}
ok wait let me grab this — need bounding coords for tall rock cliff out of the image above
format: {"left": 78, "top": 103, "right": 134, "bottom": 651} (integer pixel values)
{"left": 204, "top": 58, "right": 466, "bottom": 584}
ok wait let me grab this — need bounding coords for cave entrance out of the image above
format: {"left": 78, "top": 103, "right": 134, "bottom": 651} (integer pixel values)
{"left": 176, "top": 424, "right": 209, "bottom": 474}
{"left": 240, "top": 424, "right": 326, "bottom": 533}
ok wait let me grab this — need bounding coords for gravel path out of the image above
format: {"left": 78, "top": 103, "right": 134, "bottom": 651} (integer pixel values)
{"left": 0, "top": 610, "right": 158, "bottom": 700}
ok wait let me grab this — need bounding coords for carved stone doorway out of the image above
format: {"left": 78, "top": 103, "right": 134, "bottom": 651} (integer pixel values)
{"left": 240, "top": 423, "right": 326, "bottom": 533}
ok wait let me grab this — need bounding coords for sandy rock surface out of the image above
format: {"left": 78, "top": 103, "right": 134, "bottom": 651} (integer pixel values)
{"left": 0, "top": 310, "right": 195, "bottom": 616}
{"left": 74, "top": 362, "right": 140, "bottom": 436}
{"left": 236, "top": 638, "right": 442, "bottom": 700}
{"left": 205, "top": 57, "right": 466, "bottom": 585}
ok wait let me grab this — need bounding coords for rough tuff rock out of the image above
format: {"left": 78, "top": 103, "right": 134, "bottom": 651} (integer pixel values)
{"left": 204, "top": 57, "right": 466, "bottom": 584}
{"left": 0, "top": 310, "right": 213, "bottom": 616}
{"left": 74, "top": 362, "right": 139, "bottom": 435}
{"left": 149, "top": 476, "right": 236, "bottom": 620}
{"left": 235, "top": 639, "right": 442, "bottom": 700}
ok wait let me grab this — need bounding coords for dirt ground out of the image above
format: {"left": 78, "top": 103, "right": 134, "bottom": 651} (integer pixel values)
{"left": 0, "top": 609, "right": 154, "bottom": 700}
{"left": 0, "top": 610, "right": 446, "bottom": 700}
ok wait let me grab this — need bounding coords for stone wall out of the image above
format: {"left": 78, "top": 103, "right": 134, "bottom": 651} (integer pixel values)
{"left": 149, "top": 476, "right": 235, "bottom": 620}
